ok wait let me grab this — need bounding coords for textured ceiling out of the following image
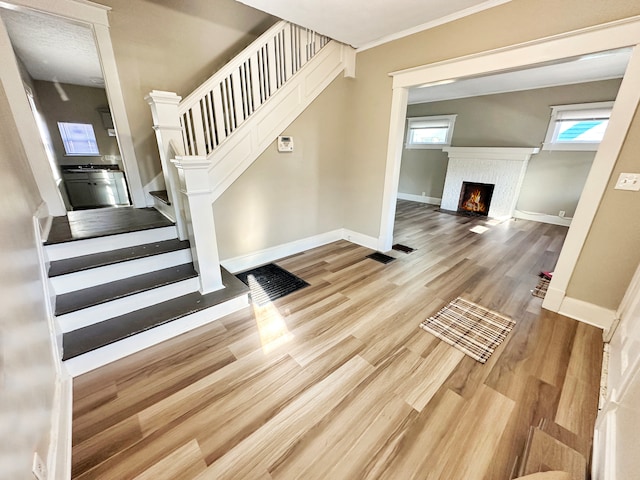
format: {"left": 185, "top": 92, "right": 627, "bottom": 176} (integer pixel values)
{"left": 0, "top": 7, "right": 103, "bottom": 88}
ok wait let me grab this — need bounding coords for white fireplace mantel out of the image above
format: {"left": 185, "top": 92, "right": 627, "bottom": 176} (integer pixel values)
{"left": 442, "top": 147, "right": 540, "bottom": 161}
{"left": 440, "top": 146, "right": 540, "bottom": 219}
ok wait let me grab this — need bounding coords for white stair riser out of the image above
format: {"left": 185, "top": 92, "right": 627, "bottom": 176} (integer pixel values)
{"left": 57, "top": 276, "right": 200, "bottom": 333}
{"left": 152, "top": 198, "right": 175, "bottom": 222}
{"left": 50, "top": 249, "right": 192, "bottom": 295}
{"left": 45, "top": 226, "right": 178, "bottom": 261}
{"left": 63, "top": 294, "right": 249, "bottom": 377}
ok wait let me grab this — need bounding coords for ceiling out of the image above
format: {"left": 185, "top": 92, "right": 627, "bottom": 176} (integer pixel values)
{"left": 236, "top": 0, "right": 511, "bottom": 50}
{"left": 408, "top": 48, "right": 632, "bottom": 104}
{"left": 0, "top": 6, "right": 103, "bottom": 88}
{"left": 0, "top": 2, "right": 630, "bottom": 101}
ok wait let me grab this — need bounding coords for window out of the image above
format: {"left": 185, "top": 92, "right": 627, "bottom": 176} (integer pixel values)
{"left": 542, "top": 102, "right": 613, "bottom": 151}
{"left": 57, "top": 122, "right": 100, "bottom": 156}
{"left": 405, "top": 114, "right": 456, "bottom": 149}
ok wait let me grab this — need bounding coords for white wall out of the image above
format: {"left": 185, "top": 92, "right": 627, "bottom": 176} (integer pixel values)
{"left": 0, "top": 82, "right": 57, "bottom": 476}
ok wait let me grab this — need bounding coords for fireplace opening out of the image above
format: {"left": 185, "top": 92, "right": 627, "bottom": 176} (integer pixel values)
{"left": 457, "top": 182, "right": 495, "bottom": 216}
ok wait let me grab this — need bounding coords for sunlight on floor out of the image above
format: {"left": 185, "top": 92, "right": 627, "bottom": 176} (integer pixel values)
{"left": 248, "top": 275, "right": 294, "bottom": 353}
{"left": 470, "top": 225, "right": 490, "bottom": 234}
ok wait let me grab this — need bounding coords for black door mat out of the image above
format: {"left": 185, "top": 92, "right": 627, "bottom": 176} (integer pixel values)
{"left": 366, "top": 252, "right": 396, "bottom": 264}
{"left": 392, "top": 243, "right": 415, "bottom": 253}
{"left": 235, "top": 263, "right": 309, "bottom": 306}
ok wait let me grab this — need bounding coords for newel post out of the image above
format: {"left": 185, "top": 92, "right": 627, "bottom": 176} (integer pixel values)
{"left": 145, "top": 90, "right": 187, "bottom": 240}
{"left": 172, "top": 155, "right": 224, "bottom": 294}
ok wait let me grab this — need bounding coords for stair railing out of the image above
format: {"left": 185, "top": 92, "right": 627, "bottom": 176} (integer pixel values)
{"left": 177, "top": 20, "right": 330, "bottom": 157}
{"left": 147, "top": 21, "right": 334, "bottom": 294}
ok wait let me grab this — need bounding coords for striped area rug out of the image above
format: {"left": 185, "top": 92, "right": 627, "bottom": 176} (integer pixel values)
{"left": 420, "top": 297, "right": 515, "bottom": 363}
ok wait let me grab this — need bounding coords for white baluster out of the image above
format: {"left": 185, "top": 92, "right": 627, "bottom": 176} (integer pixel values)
{"left": 231, "top": 68, "right": 245, "bottom": 128}
{"left": 211, "top": 85, "right": 226, "bottom": 145}
{"left": 283, "top": 24, "right": 293, "bottom": 81}
{"left": 189, "top": 101, "right": 207, "bottom": 155}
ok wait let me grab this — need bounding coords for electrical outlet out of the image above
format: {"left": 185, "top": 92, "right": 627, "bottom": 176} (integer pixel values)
{"left": 615, "top": 172, "right": 640, "bottom": 191}
{"left": 32, "top": 452, "right": 46, "bottom": 480}
{"left": 559, "top": 210, "right": 565, "bottom": 218}
{"left": 421, "top": 192, "right": 426, "bottom": 196}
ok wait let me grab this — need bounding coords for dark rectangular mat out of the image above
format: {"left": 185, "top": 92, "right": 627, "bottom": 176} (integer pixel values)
{"left": 392, "top": 243, "right": 415, "bottom": 253}
{"left": 366, "top": 252, "right": 396, "bottom": 264}
{"left": 532, "top": 277, "right": 550, "bottom": 299}
{"left": 236, "top": 263, "right": 309, "bottom": 306}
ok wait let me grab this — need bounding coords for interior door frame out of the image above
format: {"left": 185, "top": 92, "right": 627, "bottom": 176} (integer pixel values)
{"left": 380, "top": 15, "right": 640, "bottom": 325}
{"left": 0, "top": 0, "right": 146, "bottom": 209}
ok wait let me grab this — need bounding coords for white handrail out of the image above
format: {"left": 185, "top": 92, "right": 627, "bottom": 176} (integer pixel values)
{"left": 177, "top": 21, "right": 330, "bottom": 156}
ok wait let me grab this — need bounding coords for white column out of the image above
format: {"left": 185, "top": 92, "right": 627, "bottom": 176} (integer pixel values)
{"left": 172, "top": 156, "right": 224, "bottom": 294}
{"left": 145, "top": 90, "right": 187, "bottom": 240}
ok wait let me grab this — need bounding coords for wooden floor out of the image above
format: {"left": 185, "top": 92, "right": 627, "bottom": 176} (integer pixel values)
{"left": 72, "top": 201, "right": 603, "bottom": 480}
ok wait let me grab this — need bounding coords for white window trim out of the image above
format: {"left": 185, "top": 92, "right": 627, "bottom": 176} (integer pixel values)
{"left": 542, "top": 101, "right": 614, "bottom": 151}
{"left": 405, "top": 114, "right": 457, "bottom": 149}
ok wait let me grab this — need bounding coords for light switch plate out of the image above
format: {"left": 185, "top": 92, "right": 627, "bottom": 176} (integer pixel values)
{"left": 614, "top": 173, "right": 640, "bottom": 191}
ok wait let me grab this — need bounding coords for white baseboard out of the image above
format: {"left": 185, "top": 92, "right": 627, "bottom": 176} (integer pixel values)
{"left": 64, "top": 294, "right": 249, "bottom": 377}
{"left": 343, "top": 229, "right": 380, "bottom": 250}
{"left": 221, "top": 228, "right": 382, "bottom": 273}
{"left": 48, "top": 372, "right": 72, "bottom": 480}
{"left": 513, "top": 210, "right": 572, "bottom": 227}
{"left": 558, "top": 296, "right": 616, "bottom": 330}
{"left": 221, "top": 229, "right": 344, "bottom": 273}
{"left": 397, "top": 192, "right": 442, "bottom": 206}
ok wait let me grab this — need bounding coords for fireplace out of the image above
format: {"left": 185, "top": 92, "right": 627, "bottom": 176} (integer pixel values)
{"left": 457, "top": 182, "right": 494, "bottom": 216}
{"left": 441, "top": 147, "right": 539, "bottom": 219}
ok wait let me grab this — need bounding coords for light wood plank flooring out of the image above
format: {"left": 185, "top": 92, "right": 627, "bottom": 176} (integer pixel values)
{"left": 72, "top": 201, "right": 603, "bottom": 479}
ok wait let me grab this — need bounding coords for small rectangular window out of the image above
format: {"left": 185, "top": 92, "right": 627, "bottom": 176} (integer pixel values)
{"left": 543, "top": 102, "right": 613, "bottom": 151}
{"left": 406, "top": 115, "right": 456, "bottom": 149}
{"left": 57, "top": 122, "right": 100, "bottom": 156}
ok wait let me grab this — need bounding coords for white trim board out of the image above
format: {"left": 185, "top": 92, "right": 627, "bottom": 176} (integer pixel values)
{"left": 357, "top": 0, "right": 512, "bottom": 52}
{"left": 558, "top": 296, "right": 616, "bottom": 330}
{"left": 382, "top": 15, "right": 640, "bottom": 323}
{"left": 513, "top": 210, "right": 572, "bottom": 227}
{"left": 221, "top": 228, "right": 381, "bottom": 274}
{"left": 1, "top": 0, "right": 146, "bottom": 207}
{"left": 397, "top": 192, "right": 442, "bottom": 206}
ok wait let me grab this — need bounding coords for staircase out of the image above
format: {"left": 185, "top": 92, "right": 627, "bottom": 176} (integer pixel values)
{"left": 146, "top": 21, "right": 355, "bottom": 294}
{"left": 44, "top": 21, "right": 354, "bottom": 376}
{"left": 45, "top": 211, "right": 249, "bottom": 377}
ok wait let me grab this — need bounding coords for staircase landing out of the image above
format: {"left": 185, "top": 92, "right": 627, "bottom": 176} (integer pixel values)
{"left": 46, "top": 206, "right": 173, "bottom": 244}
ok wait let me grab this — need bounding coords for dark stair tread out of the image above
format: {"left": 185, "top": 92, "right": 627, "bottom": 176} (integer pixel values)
{"left": 45, "top": 207, "right": 174, "bottom": 245}
{"left": 49, "top": 238, "right": 190, "bottom": 277}
{"left": 62, "top": 269, "right": 249, "bottom": 360}
{"left": 149, "top": 190, "right": 170, "bottom": 205}
{"left": 55, "top": 263, "right": 198, "bottom": 316}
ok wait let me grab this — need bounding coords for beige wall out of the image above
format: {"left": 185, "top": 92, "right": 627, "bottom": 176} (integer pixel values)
{"left": 345, "top": 0, "right": 640, "bottom": 308}
{"left": 100, "top": 0, "right": 276, "bottom": 187}
{"left": 0, "top": 83, "right": 56, "bottom": 476}
{"left": 567, "top": 105, "right": 640, "bottom": 309}
{"left": 33, "top": 80, "right": 121, "bottom": 167}
{"left": 214, "top": 75, "right": 351, "bottom": 260}
{"left": 399, "top": 80, "right": 621, "bottom": 216}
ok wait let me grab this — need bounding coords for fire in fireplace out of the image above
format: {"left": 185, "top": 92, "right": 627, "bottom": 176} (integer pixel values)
{"left": 457, "top": 182, "right": 495, "bottom": 216}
